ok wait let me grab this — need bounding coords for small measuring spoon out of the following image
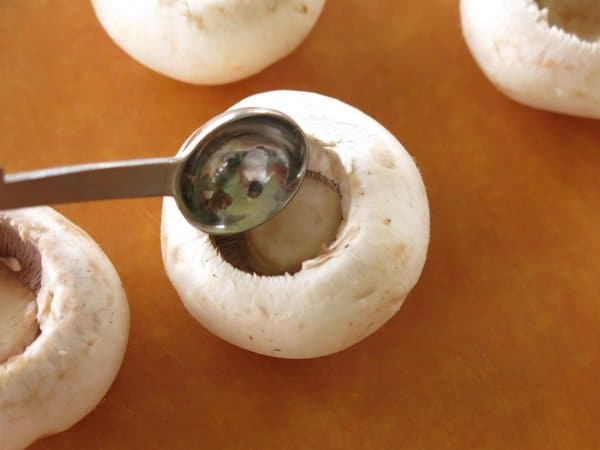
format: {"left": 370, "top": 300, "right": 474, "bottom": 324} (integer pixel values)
{"left": 0, "top": 108, "right": 309, "bottom": 235}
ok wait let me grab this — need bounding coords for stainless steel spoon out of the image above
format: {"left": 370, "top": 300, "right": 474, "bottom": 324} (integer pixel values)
{"left": 0, "top": 108, "right": 309, "bottom": 235}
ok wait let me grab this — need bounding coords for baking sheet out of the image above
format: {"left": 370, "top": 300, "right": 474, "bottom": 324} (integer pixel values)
{"left": 1, "top": 1, "right": 599, "bottom": 448}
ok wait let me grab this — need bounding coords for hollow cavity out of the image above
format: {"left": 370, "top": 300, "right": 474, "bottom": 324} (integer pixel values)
{"left": 0, "top": 221, "right": 41, "bottom": 363}
{"left": 535, "top": 0, "right": 600, "bottom": 42}
{"left": 212, "top": 141, "right": 349, "bottom": 276}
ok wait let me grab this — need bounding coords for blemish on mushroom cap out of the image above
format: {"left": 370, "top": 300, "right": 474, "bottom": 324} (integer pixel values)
{"left": 161, "top": 91, "right": 430, "bottom": 359}
{"left": 0, "top": 207, "right": 129, "bottom": 450}
{"left": 461, "top": 0, "right": 600, "bottom": 119}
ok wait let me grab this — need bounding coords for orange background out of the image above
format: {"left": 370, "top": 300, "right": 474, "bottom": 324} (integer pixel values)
{"left": 2, "top": 1, "right": 600, "bottom": 449}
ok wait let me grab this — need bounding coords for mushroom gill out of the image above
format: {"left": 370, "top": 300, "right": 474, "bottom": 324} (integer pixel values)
{"left": 0, "top": 221, "right": 41, "bottom": 364}
{"left": 534, "top": 0, "right": 600, "bottom": 42}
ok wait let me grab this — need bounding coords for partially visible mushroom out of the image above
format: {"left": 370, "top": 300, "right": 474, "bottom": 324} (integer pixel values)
{"left": 0, "top": 207, "right": 129, "bottom": 450}
{"left": 461, "top": 0, "right": 600, "bottom": 119}
{"left": 161, "top": 90, "right": 430, "bottom": 359}
{"left": 91, "top": 0, "right": 326, "bottom": 85}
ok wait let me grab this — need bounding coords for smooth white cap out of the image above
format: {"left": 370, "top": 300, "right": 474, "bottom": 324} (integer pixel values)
{"left": 92, "top": 0, "right": 326, "bottom": 84}
{"left": 161, "top": 91, "right": 430, "bottom": 358}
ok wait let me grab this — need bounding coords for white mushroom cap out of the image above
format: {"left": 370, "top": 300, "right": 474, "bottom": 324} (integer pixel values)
{"left": 161, "top": 90, "right": 430, "bottom": 359}
{"left": 0, "top": 207, "right": 129, "bottom": 450}
{"left": 91, "top": 0, "right": 326, "bottom": 85}
{"left": 461, "top": 0, "right": 600, "bottom": 119}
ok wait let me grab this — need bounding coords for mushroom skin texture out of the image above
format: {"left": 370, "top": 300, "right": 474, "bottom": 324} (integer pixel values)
{"left": 461, "top": 0, "right": 600, "bottom": 119}
{"left": 91, "top": 0, "right": 326, "bottom": 85}
{"left": 0, "top": 207, "right": 129, "bottom": 450}
{"left": 161, "top": 90, "right": 430, "bottom": 359}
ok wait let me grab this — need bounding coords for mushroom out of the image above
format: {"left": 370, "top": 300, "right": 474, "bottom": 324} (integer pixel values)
{"left": 91, "top": 0, "right": 326, "bottom": 85}
{"left": 161, "top": 90, "right": 430, "bottom": 358}
{"left": 0, "top": 207, "right": 129, "bottom": 450}
{"left": 461, "top": 0, "right": 600, "bottom": 119}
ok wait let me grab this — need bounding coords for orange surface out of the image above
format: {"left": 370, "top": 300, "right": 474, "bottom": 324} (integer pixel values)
{"left": 2, "top": 1, "right": 600, "bottom": 449}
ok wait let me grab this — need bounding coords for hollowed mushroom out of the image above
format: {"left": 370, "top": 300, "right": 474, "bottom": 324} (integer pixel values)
{"left": 0, "top": 207, "right": 129, "bottom": 450}
{"left": 161, "top": 90, "right": 430, "bottom": 359}
{"left": 91, "top": 0, "right": 327, "bottom": 85}
{"left": 461, "top": 0, "right": 600, "bottom": 119}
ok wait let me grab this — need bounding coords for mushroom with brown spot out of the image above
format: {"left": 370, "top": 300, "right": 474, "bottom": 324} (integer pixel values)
{"left": 0, "top": 207, "right": 129, "bottom": 449}
{"left": 161, "top": 90, "right": 430, "bottom": 358}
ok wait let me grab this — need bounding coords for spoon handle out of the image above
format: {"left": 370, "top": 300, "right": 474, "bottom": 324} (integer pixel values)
{"left": 0, "top": 158, "right": 180, "bottom": 210}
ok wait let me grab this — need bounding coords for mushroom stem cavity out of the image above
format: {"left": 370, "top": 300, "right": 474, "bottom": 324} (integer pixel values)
{"left": 0, "top": 263, "right": 38, "bottom": 364}
{"left": 534, "top": 0, "right": 600, "bottom": 42}
{"left": 212, "top": 143, "right": 347, "bottom": 275}
{"left": 0, "top": 221, "right": 41, "bottom": 364}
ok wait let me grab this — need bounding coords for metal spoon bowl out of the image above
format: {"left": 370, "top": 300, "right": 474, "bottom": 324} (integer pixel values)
{"left": 176, "top": 108, "right": 308, "bottom": 234}
{"left": 0, "top": 108, "right": 309, "bottom": 235}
